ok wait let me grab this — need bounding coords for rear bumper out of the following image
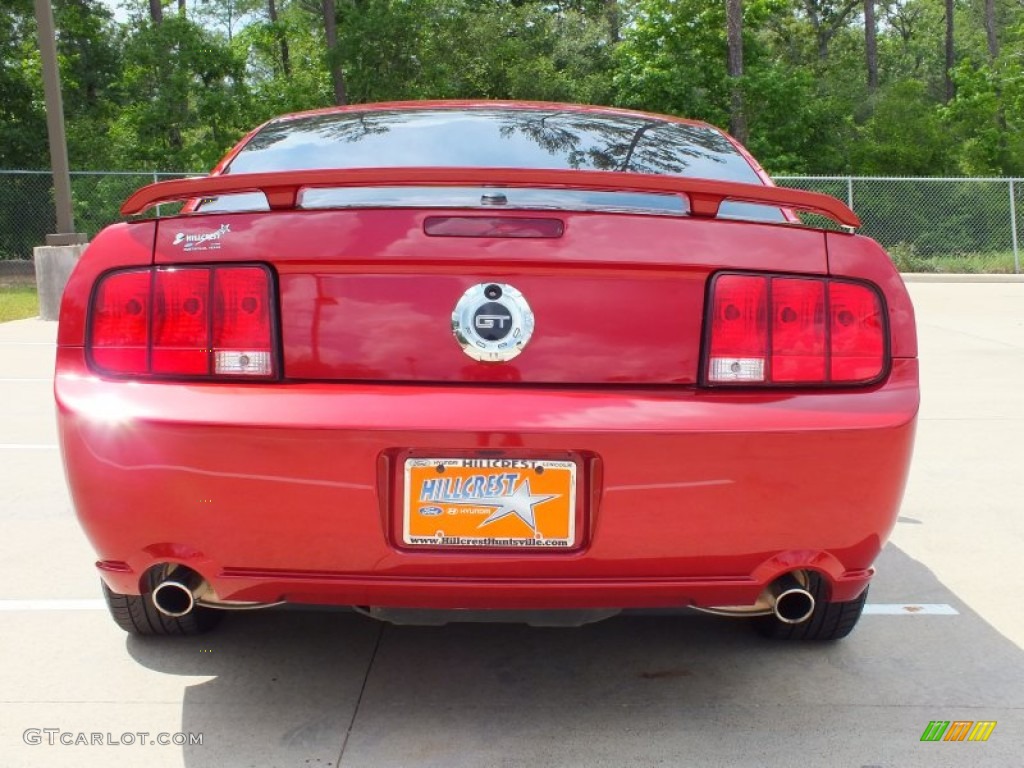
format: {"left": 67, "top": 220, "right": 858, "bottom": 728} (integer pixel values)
{"left": 102, "top": 567, "right": 875, "bottom": 611}
{"left": 57, "top": 350, "right": 919, "bottom": 610}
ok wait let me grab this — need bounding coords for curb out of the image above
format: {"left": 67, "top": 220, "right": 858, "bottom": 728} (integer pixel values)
{"left": 0, "top": 261, "right": 35, "bottom": 278}
{"left": 900, "top": 273, "right": 1024, "bottom": 283}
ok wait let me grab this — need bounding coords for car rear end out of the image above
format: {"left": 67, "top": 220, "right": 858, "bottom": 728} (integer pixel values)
{"left": 55, "top": 103, "right": 918, "bottom": 639}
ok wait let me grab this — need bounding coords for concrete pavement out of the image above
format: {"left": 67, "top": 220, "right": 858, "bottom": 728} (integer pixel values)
{"left": 0, "top": 282, "right": 1021, "bottom": 767}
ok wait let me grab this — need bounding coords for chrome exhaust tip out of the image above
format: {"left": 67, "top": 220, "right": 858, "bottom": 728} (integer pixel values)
{"left": 696, "top": 571, "right": 818, "bottom": 623}
{"left": 771, "top": 573, "right": 816, "bottom": 624}
{"left": 150, "top": 567, "right": 211, "bottom": 618}
{"left": 151, "top": 580, "right": 196, "bottom": 617}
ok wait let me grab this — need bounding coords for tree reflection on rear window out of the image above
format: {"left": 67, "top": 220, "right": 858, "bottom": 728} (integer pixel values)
{"left": 200, "top": 107, "right": 784, "bottom": 222}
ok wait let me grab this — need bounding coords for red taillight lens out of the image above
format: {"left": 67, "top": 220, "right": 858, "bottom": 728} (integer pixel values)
{"left": 705, "top": 273, "right": 885, "bottom": 386}
{"left": 212, "top": 267, "right": 274, "bottom": 376}
{"left": 771, "top": 278, "right": 826, "bottom": 383}
{"left": 152, "top": 268, "right": 211, "bottom": 375}
{"left": 829, "top": 281, "right": 884, "bottom": 382}
{"left": 89, "top": 269, "right": 151, "bottom": 375}
{"left": 89, "top": 264, "right": 276, "bottom": 379}
{"left": 708, "top": 274, "right": 768, "bottom": 383}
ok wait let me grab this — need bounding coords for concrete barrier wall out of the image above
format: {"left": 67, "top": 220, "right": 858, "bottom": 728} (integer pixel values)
{"left": 0, "top": 260, "right": 36, "bottom": 280}
{"left": 33, "top": 245, "right": 87, "bottom": 321}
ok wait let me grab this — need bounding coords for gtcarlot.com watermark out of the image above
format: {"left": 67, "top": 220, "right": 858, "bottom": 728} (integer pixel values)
{"left": 24, "top": 729, "right": 203, "bottom": 747}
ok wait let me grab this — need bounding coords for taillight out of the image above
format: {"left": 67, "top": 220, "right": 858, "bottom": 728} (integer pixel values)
{"left": 708, "top": 274, "right": 768, "bottom": 383}
{"left": 88, "top": 265, "right": 276, "bottom": 379}
{"left": 152, "top": 268, "right": 211, "bottom": 375}
{"left": 828, "top": 280, "right": 884, "bottom": 382}
{"left": 704, "top": 273, "right": 886, "bottom": 386}
{"left": 212, "top": 267, "right": 275, "bottom": 376}
{"left": 90, "top": 270, "right": 150, "bottom": 375}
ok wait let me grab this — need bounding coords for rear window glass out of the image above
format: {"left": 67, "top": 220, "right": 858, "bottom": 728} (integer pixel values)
{"left": 204, "top": 107, "right": 783, "bottom": 221}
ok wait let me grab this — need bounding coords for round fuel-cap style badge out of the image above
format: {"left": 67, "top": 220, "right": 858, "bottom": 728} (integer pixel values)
{"left": 452, "top": 283, "right": 535, "bottom": 362}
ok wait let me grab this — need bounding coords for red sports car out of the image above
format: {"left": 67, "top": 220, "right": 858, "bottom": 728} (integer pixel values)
{"left": 55, "top": 101, "right": 918, "bottom": 641}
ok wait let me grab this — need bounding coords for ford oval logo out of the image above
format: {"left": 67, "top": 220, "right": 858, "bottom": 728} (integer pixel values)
{"left": 419, "top": 506, "right": 443, "bottom": 517}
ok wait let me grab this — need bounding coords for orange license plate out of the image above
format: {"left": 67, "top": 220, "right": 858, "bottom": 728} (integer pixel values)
{"left": 403, "top": 458, "right": 577, "bottom": 549}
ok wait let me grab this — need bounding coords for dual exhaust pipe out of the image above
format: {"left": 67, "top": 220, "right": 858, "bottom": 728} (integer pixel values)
{"left": 150, "top": 567, "right": 283, "bottom": 616}
{"left": 151, "top": 568, "right": 817, "bottom": 623}
{"left": 151, "top": 571, "right": 209, "bottom": 618}
{"left": 768, "top": 572, "right": 816, "bottom": 624}
{"left": 696, "top": 571, "right": 817, "bottom": 623}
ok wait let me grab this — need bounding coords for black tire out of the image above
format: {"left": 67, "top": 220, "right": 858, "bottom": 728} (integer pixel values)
{"left": 101, "top": 575, "right": 223, "bottom": 636}
{"left": 754, "top": 573, "right": 868, "bottom": 641}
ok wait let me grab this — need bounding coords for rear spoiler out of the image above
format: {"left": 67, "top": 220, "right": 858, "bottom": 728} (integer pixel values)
{"left": 120, "top": 167, "right": 860, "bottom": 228}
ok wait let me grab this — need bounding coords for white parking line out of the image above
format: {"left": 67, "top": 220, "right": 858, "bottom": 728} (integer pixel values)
{"left": 0, "top": 444, "right": 59, "bottom": 450}
{"left": 0, "top": 600, "right": 105, "bottom": 611}
{"left": 863, "top": 604, "right": 959, "bottom": 615}
{"left": 0, "top": 341, "right": 55, "bottom": 346}
{"left": 0, "top": 377, "right": 52, "bottom": 382}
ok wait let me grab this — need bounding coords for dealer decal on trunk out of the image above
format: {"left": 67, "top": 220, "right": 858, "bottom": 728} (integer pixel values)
{"left": 172, "top": 224, "right": 231, "bottom": 252}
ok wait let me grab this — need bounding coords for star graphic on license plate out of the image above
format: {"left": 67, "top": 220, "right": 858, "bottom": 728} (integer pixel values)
{"left": 477, "top": 480, "right": 557, "bottom": 533}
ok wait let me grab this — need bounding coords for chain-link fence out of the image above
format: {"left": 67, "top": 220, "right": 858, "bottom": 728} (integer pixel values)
{"left": 0, "top": 171, "right": 189, "bottom": 262}
{"left": 777, "top": 176, "right": 1022, "bottom": 274}
{"left": 1, "top": 171, "right": 1020, "bottom": 273}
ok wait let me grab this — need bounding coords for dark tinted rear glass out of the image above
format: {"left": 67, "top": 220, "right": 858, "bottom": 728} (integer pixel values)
{"left": 209, "top": 107, "right": 783, "bottom": 221}
{"left": 228, "top": 108, "right": 763, "bottom": 183}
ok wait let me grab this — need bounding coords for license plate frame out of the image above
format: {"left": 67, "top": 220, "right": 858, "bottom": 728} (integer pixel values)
{"left": 402, "top": 458, "right": 577, "bottom": 549}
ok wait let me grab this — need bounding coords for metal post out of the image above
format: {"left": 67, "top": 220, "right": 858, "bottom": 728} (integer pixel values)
{"left": 154, "top": 172, "right": 162, "bottom": 218}
{"left": 1011, "top": 179, "right": 1020, "bottom": 275}
{"left": 33, "top": 0, "right": 85, "bottom": 246}
{"left": 846, "top": 176, "right": 854, "bottom": 211}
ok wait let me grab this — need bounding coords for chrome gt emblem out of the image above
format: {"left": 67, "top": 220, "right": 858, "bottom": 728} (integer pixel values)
{"left": 452, "top": 283, "right": 534, "bottom": 362}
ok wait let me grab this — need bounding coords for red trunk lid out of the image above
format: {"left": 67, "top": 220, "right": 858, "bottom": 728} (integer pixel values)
{"left": 153, "top": 209, "right": 827, "bottom": 385}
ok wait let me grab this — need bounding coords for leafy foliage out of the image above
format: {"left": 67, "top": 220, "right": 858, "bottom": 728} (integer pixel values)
{"left": 1, "top": 0, "right": 1022, "bottom": 177}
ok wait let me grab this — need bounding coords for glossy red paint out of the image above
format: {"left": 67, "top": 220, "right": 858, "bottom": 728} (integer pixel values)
{"left": 422, "top": 216, "right": 565, "bottom": 238}
{"left": 826, "top": 231, "right": 918, "bottom": 359}
{"left": 57, "top": 346, "right": 916, "bottom": 607}
{"left": 121, "top": 166, "right": 860, "bottom": 227}
{"left": 146, "top": 208, "right": 830, "bottom": 385}
{"left": 56, "top": 102, "right": 919, "bottom": 623}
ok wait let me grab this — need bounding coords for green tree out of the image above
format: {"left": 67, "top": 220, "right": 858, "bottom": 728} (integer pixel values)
{"left": 0, "top": 0, "right": 46, "bottom": 168}
{"left": 54, "top": 0, "right": 124, "bottom": 169}
{"left": 615, "top": 0, "right": 730, "bottom": 122}
{"left": 110, "top": 16, "right": 249, "bottom": 170}
{"left": 414, "top": 0, "right": 616, "bottom": 104}
{"left": 851, "top": 79, "right": 953, "bottom": 174}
